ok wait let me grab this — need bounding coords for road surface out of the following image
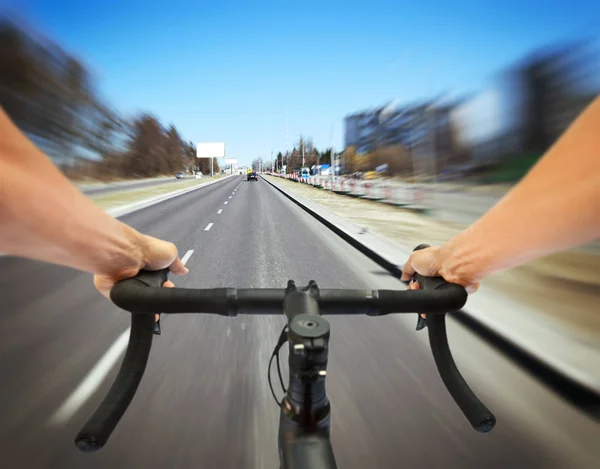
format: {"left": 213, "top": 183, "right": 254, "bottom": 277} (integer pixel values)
{"left": 1, "top": 175, "right": 598, "bottom": 469}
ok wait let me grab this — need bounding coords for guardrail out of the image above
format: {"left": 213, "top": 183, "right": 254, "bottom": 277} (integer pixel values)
{"left": 268, "top": 172, "right": 600, "bottom": 253}
{"left": 270, "top": 173, "right": 435, "bottom": 211}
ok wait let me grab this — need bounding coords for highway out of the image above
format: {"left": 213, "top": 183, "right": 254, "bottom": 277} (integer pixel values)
{"left": 1, "top": 175, "right": 599, "bottom": 469}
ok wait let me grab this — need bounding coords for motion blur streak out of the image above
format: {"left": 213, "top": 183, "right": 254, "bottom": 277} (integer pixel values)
{"left": 1, "top": 4, "right": 600, "bottom": 469}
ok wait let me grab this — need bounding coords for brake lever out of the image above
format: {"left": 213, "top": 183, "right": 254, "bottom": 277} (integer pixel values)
{"left": 410, "top": 273, "right": 428, "bottom": 331}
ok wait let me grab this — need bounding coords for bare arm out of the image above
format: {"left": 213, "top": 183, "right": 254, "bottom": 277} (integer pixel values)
{"left": 402, "top": 96, "right": 600, "bottom": 290}
{"left": 0, "top": 108, "right": 188, "bottom": 296}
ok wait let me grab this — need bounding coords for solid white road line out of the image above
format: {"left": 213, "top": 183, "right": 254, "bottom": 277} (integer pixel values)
{"left": 217, "top": 209, "right": 223, "bottom": 214}
{"left": 204, "top": 223, "right": 213, "bottom": 231}
{"left": 48, "top": 250, "right": 195, "bottom": 426}
{"left": 48, "top": 330, "right": 130, "bottom": 426}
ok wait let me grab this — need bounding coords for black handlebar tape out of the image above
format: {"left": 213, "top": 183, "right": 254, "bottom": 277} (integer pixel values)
{"left": 133, "top": 269, "right": 169, "bottom": 288}
{"left": 111, "top": 282, "right": 287, "bottom": 316}
{"left": 378, "top": 285, "right": 467, "bottom": 314}
{"left": 427, "top": 314, "right": 496, "bottom": 433}
{"left": 110, "top": 270, "right": 172, "bottom": 313}
{"left": 75, "top": 313, "right": 155, "bottom": 451}
{"left": 409, "top": 246, "right": 495, "bottom": 432}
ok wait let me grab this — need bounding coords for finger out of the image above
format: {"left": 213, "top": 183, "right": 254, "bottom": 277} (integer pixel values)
{"left": 168, "top": 257, "right": 189, "bottom": 276}
{"left": 401, "top": 256, "right": 416, "bottom": 281}
{"left": 156, "top": 281, "right": 174, "bottom": 321}
{"left": 94, "top": 275, "right": 111, "bottom": 299}
{"left": 466, "top": 282, "right": 480, "bottom": 294}
{"left": 407, "top": 280, "right": 425, "bottom": 318}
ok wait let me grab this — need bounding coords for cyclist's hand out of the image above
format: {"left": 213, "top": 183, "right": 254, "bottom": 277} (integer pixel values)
{"left": 401, "top": 246, "right": 480, "bottom": 294}
{"left": 93, "top": 234, "right": 189, "bottom": 298}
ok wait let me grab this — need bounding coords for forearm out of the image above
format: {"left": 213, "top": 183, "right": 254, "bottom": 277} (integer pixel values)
{"left": 0, "top": 109, "right": 145, "bottom": 275}
{"left": 439, "top": 97, "right": 600, "bottom": 282}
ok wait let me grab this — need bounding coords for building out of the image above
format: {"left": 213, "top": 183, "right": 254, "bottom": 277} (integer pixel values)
{"left": 344, "top": 109, "right": 382, "bottom": 155}
{"left": 343, "top": 41, "right": 598, "bottom": 180}
{"left": 343, "top": 101, "right": 460, "bottom": 176}
{"left": 450, "top": 41, "right": 598, "bottom": 173}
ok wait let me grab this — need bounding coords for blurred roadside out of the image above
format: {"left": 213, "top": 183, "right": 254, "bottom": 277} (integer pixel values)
{"left": 89, "top": 174, "right": 226, "bottom": 212}
{"left": 0, "top": 17, "right": 219, "bottom": 181}
{"left": 266, "top": 176, "right": 600, "bottom": 345}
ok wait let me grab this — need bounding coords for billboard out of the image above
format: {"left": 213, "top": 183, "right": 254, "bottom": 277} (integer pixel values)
{"left": 197, "top": 142, "right": 225, "bottom": 158}
{"left": 225, "top": 158, "right": 238, "bottom": 165}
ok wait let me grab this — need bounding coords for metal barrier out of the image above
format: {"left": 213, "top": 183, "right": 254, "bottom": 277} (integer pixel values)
{"left": 269, "top": 174, "right": 434, "bottom": 210}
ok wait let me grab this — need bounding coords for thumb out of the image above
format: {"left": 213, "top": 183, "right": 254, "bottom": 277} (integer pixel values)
{"left": 169, "top": 257, "right": 189, "bottom": 276}
{"left": 401, "top": 255, "right": 416, "bottom": 281}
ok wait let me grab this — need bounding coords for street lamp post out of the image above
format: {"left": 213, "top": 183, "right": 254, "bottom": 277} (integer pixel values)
{"left": 329, "top": 122, "right": 337, "bottom": 183}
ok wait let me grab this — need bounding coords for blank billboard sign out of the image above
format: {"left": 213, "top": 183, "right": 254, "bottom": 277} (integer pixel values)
{"left": 225, "top": 158, "right": 238, "bottom": 165}
{"left": 197, "top": 142, "right": 225, "bottom": 158}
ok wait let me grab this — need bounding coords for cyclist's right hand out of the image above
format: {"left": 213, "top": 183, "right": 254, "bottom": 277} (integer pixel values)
{"left": 401, "top": 245, "right": 480, "bottom": 294}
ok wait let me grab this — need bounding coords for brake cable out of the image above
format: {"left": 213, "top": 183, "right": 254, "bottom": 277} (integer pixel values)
{"left": 268, "top": 325, "right": 289, "bottom": 406}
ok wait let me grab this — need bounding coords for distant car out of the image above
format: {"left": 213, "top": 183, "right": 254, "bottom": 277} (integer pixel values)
{"left": 176, "top": 171, "right": 186, "bottom": 179}
{"left": 195, "top": 171, "right": 203, "bottom": 179}
{"left": 247, "top": 171, "right": 258, "bottom": 181}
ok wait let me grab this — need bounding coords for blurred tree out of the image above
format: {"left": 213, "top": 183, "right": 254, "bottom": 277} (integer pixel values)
{"left": 343, "top": 146, "right": 357, "bottom": 173}
{"left": 0, "top": 20, "right": 75, "bottom": 160}
{"left": 164, "top": 125, "right": 184, "bottom": 173}
{"left": 0, "top": 20, "right": 208, "bottom": 181}
{"left": 122, "top": 113, "right": 167, "bottom": 177}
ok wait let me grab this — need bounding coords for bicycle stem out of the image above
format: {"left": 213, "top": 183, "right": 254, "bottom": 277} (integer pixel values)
{"left": 278, "top": 282, "right": 337, "bottom": 469}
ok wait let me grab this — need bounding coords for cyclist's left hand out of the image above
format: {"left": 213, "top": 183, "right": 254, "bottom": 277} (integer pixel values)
{"left": 93, "top": 233, "right": 188, "bottom": 298}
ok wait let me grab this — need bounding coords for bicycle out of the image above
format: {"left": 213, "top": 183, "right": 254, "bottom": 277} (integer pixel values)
{"left": 74, "top": 245, "right": 496, "bottom": 468}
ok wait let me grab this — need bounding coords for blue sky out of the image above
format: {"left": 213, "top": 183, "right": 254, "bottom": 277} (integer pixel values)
{"left": 4, "top": 0, "right": 599, "bottom": 165}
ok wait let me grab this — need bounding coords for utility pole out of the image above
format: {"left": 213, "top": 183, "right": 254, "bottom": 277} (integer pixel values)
{"left": 316, "top": 148, "right": 319, "bottom": 175}
{"left": 271, "top": 150, "right": 274, "bottom": 172}
{"left": 302, "top": 140, "right": 305, "bottom": 168}
{"left": 330, "top": 122, "right": 335, "bottom": 183}
{"left": 285, "top": 107, "right": 289, "bottom": 172}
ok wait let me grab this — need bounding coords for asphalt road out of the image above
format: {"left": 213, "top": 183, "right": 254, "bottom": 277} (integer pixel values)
{"left": 1, "top": 175, "right": 599, "bottom": 469}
